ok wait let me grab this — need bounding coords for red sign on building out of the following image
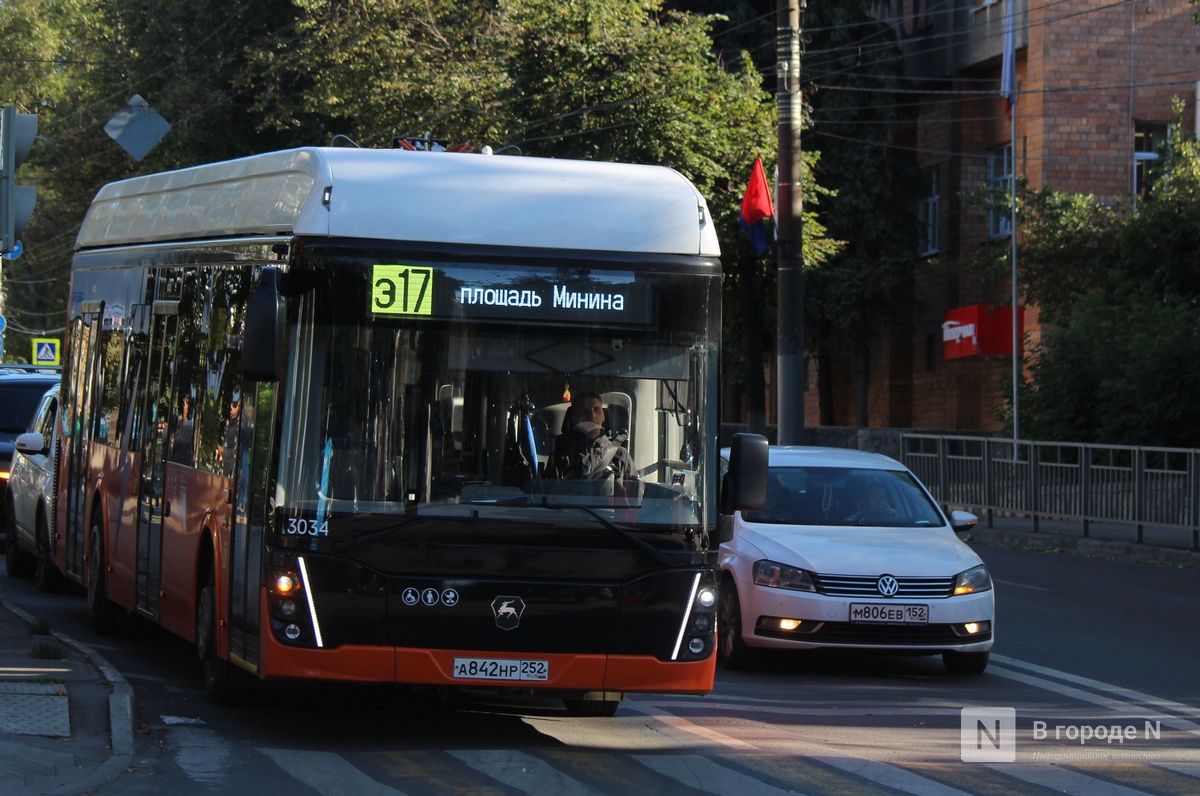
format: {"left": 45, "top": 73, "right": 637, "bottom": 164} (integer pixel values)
{"left": 942, "top": 304, "right": 1024, "bottom": 360}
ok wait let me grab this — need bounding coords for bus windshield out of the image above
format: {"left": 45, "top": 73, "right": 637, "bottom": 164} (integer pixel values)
{"left": 275, "top": 255, "right": 716, "bottom": 540}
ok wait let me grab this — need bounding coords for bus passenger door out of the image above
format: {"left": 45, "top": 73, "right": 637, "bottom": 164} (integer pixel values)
{"left": 61, "top": 302, "right": 105, "bottom": 581}
{"left": 133, "top": 301, "right": 179, "bottom": 619}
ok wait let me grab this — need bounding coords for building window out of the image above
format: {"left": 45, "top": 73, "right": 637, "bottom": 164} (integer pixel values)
{"left": 917, "top": 169, "right": 939, "bottom": 256}
{"left": 1134, "top": 121, "right": 1168, "bottom": 198}
{"left": 988, "top": 143, "right": 1013, "bottom": 239}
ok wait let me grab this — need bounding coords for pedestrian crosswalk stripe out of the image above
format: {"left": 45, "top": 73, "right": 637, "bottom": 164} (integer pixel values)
{"left": 260, "top": 748, "right": 407, "bottom": 796}
{"left": 814, "top": 757, "right": 972, "bottom": 796}
{"left": 448, "top": 749, "right": 603, "bottom": 796}
{"left": 633, "top": 754, "right": 801, "bottom": 795}
{"left": 985, "top": 762, "right": 1152, "bottom": 795}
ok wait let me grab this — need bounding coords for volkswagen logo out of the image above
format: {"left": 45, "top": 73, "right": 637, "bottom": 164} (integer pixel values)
{"left": 876, "top": 574, "right": 900, "bottom": 597}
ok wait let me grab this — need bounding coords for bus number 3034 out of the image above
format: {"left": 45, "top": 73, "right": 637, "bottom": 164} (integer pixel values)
{"left": 284, "top": 518, "right": 330, "bottom": 536}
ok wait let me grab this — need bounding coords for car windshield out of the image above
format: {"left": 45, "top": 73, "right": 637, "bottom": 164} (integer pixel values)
{"left": 742, "top": 466, "right": 946, "bottom": 527}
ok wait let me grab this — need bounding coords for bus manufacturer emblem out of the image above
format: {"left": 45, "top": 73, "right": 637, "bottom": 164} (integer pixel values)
{"left": 491, "top": 596, "right": 525, "bottom": 630}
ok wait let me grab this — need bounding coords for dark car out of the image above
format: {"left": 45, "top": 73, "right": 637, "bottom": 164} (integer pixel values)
{"left": 0, "top": 365, "right": 62, "bottom": 536}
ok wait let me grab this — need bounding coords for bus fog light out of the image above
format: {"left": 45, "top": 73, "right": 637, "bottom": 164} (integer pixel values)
{"left": 284, "top": 623, "right": 302, "bottom": 640}
{"left": 688, "top": 638, "right": 705, "bottom": 654}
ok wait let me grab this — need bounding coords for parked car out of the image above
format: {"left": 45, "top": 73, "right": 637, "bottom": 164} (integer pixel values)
{"left": 0, "top": 365, "right": 61, "bottom": 531}
{"left": 5, "top": 382, "right": 68, "bottom": 589}
{"left": 718, "top": 446, "right": 994, "bottom": 675}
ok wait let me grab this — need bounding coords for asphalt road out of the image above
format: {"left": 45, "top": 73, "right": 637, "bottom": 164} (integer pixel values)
{"left": 2, "top": 537, "right": 1198, "bottom": 794}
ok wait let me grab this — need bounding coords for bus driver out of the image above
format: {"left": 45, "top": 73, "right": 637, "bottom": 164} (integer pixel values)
{"left": 550, "top": 392, "right": 633, "bottom": 481}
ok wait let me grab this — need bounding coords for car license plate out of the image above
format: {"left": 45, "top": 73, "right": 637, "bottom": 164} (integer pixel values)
{"left": 452, "top": 657, "right": 549, "bottom": 681}
{"left": 849, "top": 603, "right": 928, "bottom": 625}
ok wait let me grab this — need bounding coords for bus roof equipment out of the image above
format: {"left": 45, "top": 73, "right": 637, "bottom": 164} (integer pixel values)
{"left": 75, "top": 147, "right": 720, "bottom": 256}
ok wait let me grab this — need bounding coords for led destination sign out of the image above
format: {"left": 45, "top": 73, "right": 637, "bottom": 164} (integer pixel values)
{"left": 370, "top": 263, "right": 654, "bottom": 327}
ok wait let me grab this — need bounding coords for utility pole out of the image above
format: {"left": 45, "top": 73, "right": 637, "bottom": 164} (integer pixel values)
{"left": 776, "top": 0, "right": 805, "bottom": 444}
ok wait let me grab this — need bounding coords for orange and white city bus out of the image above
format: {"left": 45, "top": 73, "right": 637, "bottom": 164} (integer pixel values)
{"left": 52, "top": 146, "right": 766, "bottom": 714}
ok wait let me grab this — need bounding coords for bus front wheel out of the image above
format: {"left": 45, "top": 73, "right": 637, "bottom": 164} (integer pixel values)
{"left": 197, "top": 568, "right": 243, "bottom": 705}
{"left": 86, "top": 520, "right": 119, "bottom": 634}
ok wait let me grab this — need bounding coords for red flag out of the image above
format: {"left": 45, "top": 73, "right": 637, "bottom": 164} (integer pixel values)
{"left": 741, "top": 157, "right": 774, "bottom": 226}
{"left": 740, "top": 157, "right": 774, "bottom": 255}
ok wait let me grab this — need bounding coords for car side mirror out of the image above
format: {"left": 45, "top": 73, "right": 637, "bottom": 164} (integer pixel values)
{"left": 950, "top": 510, "right": 978, "bottom": 533}
{"left": 14, "top": 431, "right": 47, "bottom": 455}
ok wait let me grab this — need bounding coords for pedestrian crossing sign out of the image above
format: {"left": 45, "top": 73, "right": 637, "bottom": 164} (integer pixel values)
{"left": 32, "top": 338, "right": 60, "bottom": 366}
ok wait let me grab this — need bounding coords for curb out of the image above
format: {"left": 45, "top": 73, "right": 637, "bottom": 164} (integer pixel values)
{"left": 1, "top": 600, "right": 135, "bottom": 793}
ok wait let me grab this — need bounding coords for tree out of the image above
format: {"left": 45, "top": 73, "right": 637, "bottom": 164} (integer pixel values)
{"left": 794, "top": 0, "right": 919, "bottom": 427}
{"left": 248, "top": 0, "right": 838, "bottom": 429}
{"left": 987, "top": 106, "right": 1200, "bottom": 446}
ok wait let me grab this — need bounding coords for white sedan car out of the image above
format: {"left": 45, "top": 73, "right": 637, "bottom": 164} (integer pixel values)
{"left": 718, "top": 446, "right": 993, "bottom": 675}
{"left": 6, "top": 384, "right": 68, "bottom": 591}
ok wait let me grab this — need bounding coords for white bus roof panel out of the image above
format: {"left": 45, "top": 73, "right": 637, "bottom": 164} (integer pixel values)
{"left": 76, "top": 147, "right": 720, "bottom": 256}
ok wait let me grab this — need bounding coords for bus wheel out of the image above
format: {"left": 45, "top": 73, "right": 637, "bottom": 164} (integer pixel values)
{"left": 562, "top": 698, "right": 620, "bottom": 717}
{"left": 35, "top": 513, "right": 68, "bottom": 593}
{"left": 197, "top": 568, "right": 241, "bottom": 705}
{"left": 86, "top": 520, "right": 119, "bottom": 634}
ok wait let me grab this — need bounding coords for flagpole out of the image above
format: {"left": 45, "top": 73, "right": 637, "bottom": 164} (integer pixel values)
{"left": 1002, "top": 0, "right": 1019, "bottom": 445}
{"left": 1010, "top": 93, "right": 1019, "bottom": 445}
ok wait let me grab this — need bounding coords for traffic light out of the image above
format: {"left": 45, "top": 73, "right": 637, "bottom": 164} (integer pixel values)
{"left": 1, "top": 106, "right": 38, "bottom": 255}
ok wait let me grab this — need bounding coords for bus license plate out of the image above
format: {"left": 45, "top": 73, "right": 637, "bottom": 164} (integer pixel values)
{"left": 452, "top": 657, "right": 550, "bottom": 682}
{"left": 849, "top": 603, "right": 928, "bottom": 625}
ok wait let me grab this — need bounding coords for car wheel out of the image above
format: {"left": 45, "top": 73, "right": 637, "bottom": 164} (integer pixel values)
{"left": 34, "top": 512, "right": 68, "bottom": 592}
{"left": 943, "top": 650, "right": 990, "bottom": 675}
{"left": 562, "top": 698, "right": 620, "bottom": 717}
{"left": 86, "top": 518, "right": 119, "bottom": 634}
{"left": 718, "top": 581, "right": 756, "bottom": 671}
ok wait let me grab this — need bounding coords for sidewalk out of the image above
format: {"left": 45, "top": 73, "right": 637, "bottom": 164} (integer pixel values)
{"left": 0, "top": 598, "right": 134, "bottom": 795}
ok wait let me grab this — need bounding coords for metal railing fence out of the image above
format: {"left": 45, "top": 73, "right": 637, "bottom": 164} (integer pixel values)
{"left": 901, "top": 434, "right": 1200, "bottom": 551}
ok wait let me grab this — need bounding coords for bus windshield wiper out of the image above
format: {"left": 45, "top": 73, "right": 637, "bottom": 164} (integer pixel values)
{"left": 526, "top": 500, "right": 677, "bottom": 567}
{"left": 329, "top": 515, "right": 426, "bottom": 553}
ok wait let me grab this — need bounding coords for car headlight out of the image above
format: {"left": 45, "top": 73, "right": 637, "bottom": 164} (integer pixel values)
{"left": 953, "top": 564, "right": 992, "bottom": 595}
{"left": 752, "top": 560, "right": 816, "bottom": 592}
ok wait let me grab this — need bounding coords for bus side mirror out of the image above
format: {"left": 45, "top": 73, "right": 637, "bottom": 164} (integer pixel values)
{"left": 723, "top": 433, "right": 769, "bottom": 515}
{"left": 243, "top": 267, "right": 286, "bottom": 382}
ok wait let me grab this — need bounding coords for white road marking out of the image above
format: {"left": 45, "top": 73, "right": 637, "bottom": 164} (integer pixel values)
{"left": 986, "top": 762, "right": 1152, "bottom": 795}
{"left": 448, "top": 749, "right": 603, "bottom": 795}
{"left": 621, "top": 703, "right": 760, "bottom": 750}
{"left": 633, "top": 753, "right": 803, "bottom": 795}
{"left": 259, "top": 748, "right": 407, "bottom": 796}
{"left": 815, "top": 756, "right": 972, "bottom": 796}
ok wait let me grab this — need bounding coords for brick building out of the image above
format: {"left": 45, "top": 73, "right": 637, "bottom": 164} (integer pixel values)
{"left": 807, "top": 0, "right": 1200, "bottom": 433}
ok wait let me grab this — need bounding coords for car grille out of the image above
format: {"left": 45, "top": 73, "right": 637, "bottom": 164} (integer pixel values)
{"left": 813, "top": 573, "right": 955, "bottom": 599}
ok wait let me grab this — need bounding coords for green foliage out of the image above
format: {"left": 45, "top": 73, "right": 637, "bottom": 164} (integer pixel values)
{"left": 2, "top": 0, "right": 844, "bottom": 420}
{"left": 1000, "top": 101, "right": 1200, "bottom": 446}
{"left": 794, "top": 0, "right": 917, "bottom": 423}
